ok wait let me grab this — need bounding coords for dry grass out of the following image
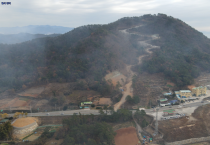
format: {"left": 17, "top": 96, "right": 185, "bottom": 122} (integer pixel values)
{"left": 45, "top": 139, "right": 64, "bottom": 145}
{"left": 188, "top": 142, "right": 210, "bottom": 145}
{"left": 12, "top": 117, "right": 36, "bottom": 127}
{"left": 188, "top": 85, "right": 196, "bottom": 91}
{"left": 114, "top": 127, "right": 140, "bottom": 145}
{"left": 67, "top": 90, "right": 100, "bottom": 103}
{"left": 105, "top": 71, "right": 126, "bottom": 87}
{"left": 158, "top": 104, "right": 210, "bottom": 142}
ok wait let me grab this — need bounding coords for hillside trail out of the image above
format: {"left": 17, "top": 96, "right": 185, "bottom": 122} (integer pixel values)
{"left": 114, "top": 26, "right": 160, "bottom": 111}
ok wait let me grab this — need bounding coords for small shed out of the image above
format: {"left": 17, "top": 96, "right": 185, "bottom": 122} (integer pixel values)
{"left": 160, "top": 98, "right": 168, "bottom": 104}
{"left": 164, "top": 93, "right": 172, "bottom": 96}
{"left": 0, "top": 119, "right": 9, "bottom": 124}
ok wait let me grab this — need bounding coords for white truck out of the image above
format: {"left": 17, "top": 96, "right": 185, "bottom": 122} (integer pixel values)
{"left": 160, "top": 104, "right": 166, "bottom": 107}
{"left": 139, "top": 108, "right": 145, "bottom": 111}
{"left": 160, "top": 103, "right": 171, "bottom": 107}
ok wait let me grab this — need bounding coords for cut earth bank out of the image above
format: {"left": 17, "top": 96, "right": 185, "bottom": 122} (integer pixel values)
{"left": 158, "top": 104, "right": 210, "bottom": 142}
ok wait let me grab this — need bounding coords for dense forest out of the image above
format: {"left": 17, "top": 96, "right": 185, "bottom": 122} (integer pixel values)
{"left": 0, "top": 13, "right": 210, "bottom": 91}
{"left": 0, "top": 121, "right": 13, "bottom": 140}
{"left": 130, "top": 14, "right": 210, "bottom": 87}
{"left": 0, "top": 21, "right": 142, "bottom": 91}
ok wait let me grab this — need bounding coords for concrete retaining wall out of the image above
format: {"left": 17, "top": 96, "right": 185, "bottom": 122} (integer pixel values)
{"left": 13, "top": 122, "right": 38, "bottom": 135}
{"left": 165, "top": 136, "right": 210, "bottom": 145}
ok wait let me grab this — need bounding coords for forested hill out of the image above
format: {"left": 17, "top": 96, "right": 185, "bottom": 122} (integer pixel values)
{"left": 0, "top": 13, "right": 210, "bottom": 91}
{"left": 130, "top": 14, "right": 210, "bottom": 87}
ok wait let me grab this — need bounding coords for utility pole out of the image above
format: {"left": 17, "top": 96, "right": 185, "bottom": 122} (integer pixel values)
{"left": 150, "top": 99, "right": 151, "bottom": 108}
{"left": 30, "top": 104, "right": 32, "bottom": 117}
{"left": 55, "top": 104, "right": 56, "bottom": 111}
{"left": 10, "top": 106, "right": 11, "bottom": 113}
{"left": 155, "top": 108, "right": 159, "bottom": 136}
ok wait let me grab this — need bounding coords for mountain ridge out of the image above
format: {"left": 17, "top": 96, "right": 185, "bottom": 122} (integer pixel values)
{"left": 0, "top": 14, "right": 210, "bottom": 92}
{"left": 0, "top": 25, "right": 73, "bottom": 34}
{"left": 0, "top": 33, "right": 61, "bottom": 44}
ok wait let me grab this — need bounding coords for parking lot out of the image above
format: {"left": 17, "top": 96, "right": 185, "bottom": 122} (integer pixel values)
{"left": 161, "top": 113, "right": 185, "bottom": 120}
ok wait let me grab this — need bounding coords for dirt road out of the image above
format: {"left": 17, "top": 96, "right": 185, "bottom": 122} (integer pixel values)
{"left": 114, "top": 27, "right": 160, "bottom": 111}
{"left": 114, "top": 82, "right": 133, "bottom": 111}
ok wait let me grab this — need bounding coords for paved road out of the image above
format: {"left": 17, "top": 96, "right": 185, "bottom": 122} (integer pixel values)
{"left": 144, "top": 101, "right": 210, "bottom": 113}
{"left": 8, "top": 109, "right": 103, "bottom": 117}
{"left": 7, "top": 100, "right": 210, "bottom": 117}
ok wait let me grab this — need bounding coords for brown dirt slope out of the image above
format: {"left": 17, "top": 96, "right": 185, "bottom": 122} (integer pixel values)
{"left": 158, "top": 104, "right": 210, "bottom": 142}
{"left": 114, "top": 127, "right": 140, "bottom": 145}
{"left": 133, "top": 73, "right": 178, "bottom": 107}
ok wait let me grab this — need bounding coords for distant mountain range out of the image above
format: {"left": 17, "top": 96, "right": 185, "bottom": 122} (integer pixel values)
{"left": 0, "top": 25, "right": 74, "bottom": 34}
{"left": 0, "top": 33, "right": 61, "bottom": 44}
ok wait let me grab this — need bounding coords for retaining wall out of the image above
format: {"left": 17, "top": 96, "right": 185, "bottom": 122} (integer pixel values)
{"left": 13, "top": 122, "right": 38, "bottom": 135}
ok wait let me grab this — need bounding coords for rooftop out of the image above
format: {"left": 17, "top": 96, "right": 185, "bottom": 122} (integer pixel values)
{"left": 163, "top": 109, "right": 175, "bottom": 113}
{"left": 0, "top": 119, "right": 9, "bottom": 123}
{"left": 160, "top": 98, "right": 168, "bottom": 102}
{"left": 180, "top": 90, "right": 191, "bottom": 93}
{"left": 164, "top": 93, "right": 172, "bottom": 96}
{"left": 192, "top": 86, "right": 207, "bottom": 90}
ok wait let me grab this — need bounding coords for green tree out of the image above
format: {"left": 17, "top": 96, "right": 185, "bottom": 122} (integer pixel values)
{"left": 0, "top": 122, "right": 13, "bottom": 140}
{"left": 99, "top": 108, "right": 105, "bottom": 115}
{"left": 87, "top": 139, "right": 97, "bottom": 145}
{"left": 91, "top": 104, "right": 95, "bottom": 108}
{"left": 104, "top": 105, "right": 108, "bottom": 114}
{"left": 133, "top": 95, "right": 140, "bottom": 103}
{"left": 109, "top": 106, "right": 114, "bottom": 115}
{"left": 63, "top": 136, "right": 75, "bottom": 145}
{"left": 126, "top": 95, "right": 133, "bottom": 104}
{"left": 172, "top": 93, "right": 176, "bottom": 98}
{"left": 63, "top": 105, "right": 68, "bottom": 111}
{"left": 25, "top": 112, "right": 28, "bottom": 117}
{"left": 141, "top": 119, "right": 148, "bottom": 128}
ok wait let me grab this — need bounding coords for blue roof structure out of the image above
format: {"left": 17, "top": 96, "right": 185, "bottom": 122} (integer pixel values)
{"left": 170, "top": 100, "right": 178, "bottom": 104}
{"left": 164, "top": 93, "right": 172, "bottom": 96}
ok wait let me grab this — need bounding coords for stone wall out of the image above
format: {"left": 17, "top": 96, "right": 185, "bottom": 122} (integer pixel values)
{"left": 165, "top": 136, "right": 210, "bottom": 145}
{"left": 13, "top": 122, "right": 38, "bottom": 135}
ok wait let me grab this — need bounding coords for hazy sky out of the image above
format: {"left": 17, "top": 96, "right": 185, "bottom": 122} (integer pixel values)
{"left": 1, "top": 0, "right": 210, "bottom": 37}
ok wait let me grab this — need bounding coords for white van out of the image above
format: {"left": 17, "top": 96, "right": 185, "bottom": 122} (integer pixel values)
{"left": 160, "top": 104, "right": 166, "bottom": 107}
